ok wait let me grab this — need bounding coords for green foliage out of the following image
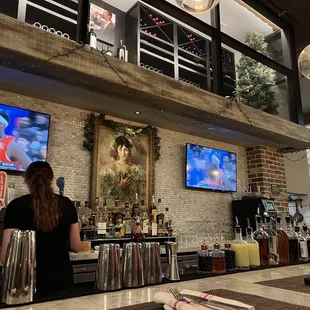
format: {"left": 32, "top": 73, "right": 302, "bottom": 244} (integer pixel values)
{"left": 235, "top": 32, "right": 280, "bottom": 115}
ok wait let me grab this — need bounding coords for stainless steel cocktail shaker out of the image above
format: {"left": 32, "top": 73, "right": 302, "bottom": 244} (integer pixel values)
{"left": 165, "top": 241, "right": 180, "bottom": 281}
{"left": 143, "top": 242, "right": 162, "bottom": 285}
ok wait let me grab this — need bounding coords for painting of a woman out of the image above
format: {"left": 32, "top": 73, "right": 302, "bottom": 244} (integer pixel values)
{"left": 98, "top": 134, "right": 147, "bottom": 203}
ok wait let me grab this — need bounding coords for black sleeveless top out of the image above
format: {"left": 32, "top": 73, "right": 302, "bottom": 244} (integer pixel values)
{"left": 4, "top": 194, "right": 78, "bottom": 295}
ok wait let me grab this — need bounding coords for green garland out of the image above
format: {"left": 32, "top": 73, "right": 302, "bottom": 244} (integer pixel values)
{"left": 83, "top": 113, "right": 161, "bottom": 161}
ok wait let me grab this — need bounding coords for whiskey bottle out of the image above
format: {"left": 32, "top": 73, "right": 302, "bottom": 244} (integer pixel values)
{"left": 231, "top": 218, "right": 250, "bottom": 270}
{"left": 132, "top": 193, "right": 140, "bottom": 219}
{"left": 107, "top": 215, "right": 115, "bottom": 239}
{"left": 212, "top": 243, "right": 226, "bottom": 274}
{"left": 123, "top": 210, "right": 133, "bottom": 237}
{"left": 156, "top": 198, "right": 165, "bottom": 236}
{"left": 140, "top": 200, "right": 149, "bottom": 236}
{"left": 295, "top": 223, "right": 309, "bottom": 261}
{"left": 131, "top": 218, "right": 145, "bottom": 243}
{"left": 264, "top": 216, "right": 279, "bottom": 265}
{"left": 253, "top": 212, "right": 269, "bottom": 266}
{"left": 88, "top": 27, "right": 97, "bottom": 49}
{"left": 197, "top": 240, "right": 212, "bottom": 274}
{"left": 246, "top": 219, "right": 260, "bottom": 268}
{"left": 151, "top": 195, "right": 157, "bottom": 223}
{"left": 115, "top": 218, "right": 122, "bottom": 238}
{"left": 95, "top": 199, "right": 108, "bottom": 238}
{"left": 275, "top": 217, "right": 290, "bottom": 264}
{"left": 285, "top": 216, "right": 299, "bottom": 263}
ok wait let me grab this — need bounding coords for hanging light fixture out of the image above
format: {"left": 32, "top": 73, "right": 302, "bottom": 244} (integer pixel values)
{"left": 176, "top": 0, "right": 220, "bottom": 14}
{"left": 298, "top": 45, "right": 310, "bottom": 80}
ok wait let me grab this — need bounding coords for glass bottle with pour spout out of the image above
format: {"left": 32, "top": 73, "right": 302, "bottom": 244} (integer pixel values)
{"left": 264, "top": 216, "right": 279, "bottom": 265}
{"left": 253, "top": 211, "right": 269, "bottom": 266}
{"left": 285, "top": 216, "right": 299, "bottom": 263}
{"left": 275, "top": 216, "right": 290, "bottom": 264}
{"left": 231, "top": 217, "right": 250, "bottom": 270}
{"left": 246, "top": 218, "right": 260, "bottom": 268}
{"left": 295, "top": 222, "right": 309, "bottom": 261}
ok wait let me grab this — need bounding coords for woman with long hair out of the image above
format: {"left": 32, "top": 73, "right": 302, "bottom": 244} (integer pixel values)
{"left": 0, "top": 161, "right": 81, "bottom": 295}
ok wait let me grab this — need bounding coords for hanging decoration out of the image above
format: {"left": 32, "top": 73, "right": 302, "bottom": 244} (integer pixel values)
{"left": 83, "top": 113, "right": 161, "bottom": 161}
{"left": 176, "top": 0, "right": 220, "bottom": 14}
{"left": 298, "top": 45, "right": 310, "bottom": 80}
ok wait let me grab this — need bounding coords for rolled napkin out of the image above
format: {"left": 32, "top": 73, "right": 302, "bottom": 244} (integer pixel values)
{"left": 154, "top": 290, "right": 255, "bottom": 310}
{"left": 180, "top": 290, "right": 255, "bottom": 310}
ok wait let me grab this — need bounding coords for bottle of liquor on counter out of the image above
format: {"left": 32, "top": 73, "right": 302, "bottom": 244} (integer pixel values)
{"left": 131, "top": 217, "right": 145, "bottom": 243}
{"left": 117, "top": 39, "right": 128, "bottom": 62}
{"left": 114, "top": 199, "right": 123, "bottom": 222}
{"left": 275, "top": 216, "right": 290, "bottom": 264}
{"left": 253, "top": 212, "right": 269, "bottom": 266}
{"left": 295, "top": 223, "right": 309, "bottom": 261}
{"left": 224, "top": 243, "right": 236, "bottom": 272}
{"left": 88, "top": 27, "right": 97, "bottom": 49}
{"left": 231, "top": 218, "right": 250, "bottom": 270}
{"left": 151, "top": 195, "right": 157, "bottom": 222}
{"left": 123, "top": 209, "right": 133, "bottom": 237}
{"left": 246, "top": 219, "right": 260, "bottom": 268}
{"left": 197, "top": 240, "right": 212, "bottom": 274}
{"left": 115, "top": 218, "right": 122, "bottom": 238}
{"left": 264, "top": 216, "right": 279, "bottom": 265}
{"left": 164, "top": 207, "right": 173, "bottom": 236}
{"left": 140, "top": 200, "right": 149, "bottom": 236}
{"left": 285, "top": 216, "right": 299, "bottom": 263}
{"left": 212, "top": 243, "right": 226, "bottom": 274}
{"left": 157, "top": 199, "right": 165, "bottom": 236}
{"left": 303, "top": 223, "right": 310, "bottom": 255}
{"left": 107, "top": 215, "right": 115, "bottom": 238}
{"left": 132, "top": 193, "right": 140, "bottom": 219}
{"left": 95, "top": 198, "right": 108, "bottom": 238}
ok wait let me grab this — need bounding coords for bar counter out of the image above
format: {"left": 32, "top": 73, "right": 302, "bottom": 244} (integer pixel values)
{"left": 1, "top": 264, "right": 309, "bottom": 310}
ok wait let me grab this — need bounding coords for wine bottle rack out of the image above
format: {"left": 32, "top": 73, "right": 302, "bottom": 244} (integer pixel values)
{"left": 125, "top": 2, "right": 236, "bottom": 94}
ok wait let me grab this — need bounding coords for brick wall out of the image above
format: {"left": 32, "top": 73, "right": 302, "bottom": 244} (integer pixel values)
{"left": 247, "top": 145, "right": 288, "bottom": 213}
{"left": 1, "top": 91, "right": 248, "bottom": 238}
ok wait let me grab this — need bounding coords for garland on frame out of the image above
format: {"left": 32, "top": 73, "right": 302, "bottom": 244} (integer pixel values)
{"left": 83, "top": 113, "right": 161, "bottom": 161}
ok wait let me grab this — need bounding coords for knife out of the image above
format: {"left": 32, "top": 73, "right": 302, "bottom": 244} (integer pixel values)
{"left": 182, "top": 293, "right": 250, "bottom": 310}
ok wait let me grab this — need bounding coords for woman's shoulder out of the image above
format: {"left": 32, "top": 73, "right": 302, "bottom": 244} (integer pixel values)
{"left": 7, "top": 194, "right": 32, "bottom": 208}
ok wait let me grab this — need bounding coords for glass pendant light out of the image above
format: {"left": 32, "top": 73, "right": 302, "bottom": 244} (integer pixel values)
{"left": 176, "top": 0, "right": 220, "bottom": 14}
{"left": 299, "top": 45, "right": 310, "bottom": 79}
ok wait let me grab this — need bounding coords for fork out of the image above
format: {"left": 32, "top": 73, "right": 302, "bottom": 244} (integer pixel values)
{"left": 170, "top": 288, "right": 217, "bottom": 309}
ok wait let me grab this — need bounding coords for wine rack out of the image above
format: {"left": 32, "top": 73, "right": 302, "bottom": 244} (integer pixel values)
{"left": 125, "top": 2, "right": 236, "bottom": 94}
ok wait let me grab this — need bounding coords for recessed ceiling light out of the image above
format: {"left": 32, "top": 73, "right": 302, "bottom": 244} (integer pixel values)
{"left": 134, "top": 111, "right": 141, "bottom": 115}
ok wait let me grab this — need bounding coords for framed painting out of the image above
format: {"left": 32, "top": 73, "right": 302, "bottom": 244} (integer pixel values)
{"left": 91, "top": 120, "right": 155, "bottom": 207}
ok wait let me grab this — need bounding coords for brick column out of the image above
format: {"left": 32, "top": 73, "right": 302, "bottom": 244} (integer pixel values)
{"left": 247, "top": 146, "right": 288, "bottom": 213}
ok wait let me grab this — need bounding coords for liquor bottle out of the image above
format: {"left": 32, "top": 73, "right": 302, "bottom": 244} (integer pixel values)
{"left": 231, "top": 218, "right": 250, "bottom": 270}
{"left": 157, "top": 198, "right": 165, "bottom": 236}
{"left": 253, "top": 212, "right": 269, "bottom": 266}
{"left": 164, "top": 207, "right": 173, "bottom": 236}
{"left": 107, "top": 215, "right": 115, "bottom": 238}
{"left": 264, "top": 216, "right": 279, "bottom": 265}
{"left": 197, "top": 240, "right": 212, "bottom": 274}
{"left": 123, "top": 209, "right": 133, "bottom": 237}
{"left": 224, "top": 243, "right": 236, "bottom": 272}
{"left": 285, "top": 216, "right": 299, "bottom": 263}
{"left": 303, "top": 223, "right": 310, "bottom": 255}
{"left": 140, "top": 200, "right": 149, "bottom": 236}
{"left": 120, "top": 221, "right": 125, "bottom": 238}
{"left": 295, "top": 223, "right": 309, "bottom": 261}
{"left": 115, "top": 218, "right": 122, "bottom": 238}
{"left": 132, "top": 193, "right": 140, "bottom": 219}
{"left": 114, "top": 199, "right": 122, "bottom": 222}
{"left": 245, "top": 219, "right": 260, "bottom": 268}
{"left": 275, "top": 217, "right": 290, "bottom": 264}
{"left": 95, "top": 199, "right": 108, "bottom": 238}
{"left": 131, "top": 217, "right": 145, "bottom": 243}
{"left": 212, "top": 243, "right": 226, "bottom": 274}
{"left": 117, "top": 39, "right": 128, "bottom": 62}
{"left": 151, "top": 195, "right": 157, "bottom": 223}
{"left": 88, "top": 27, "right": 97, "bottom": 49}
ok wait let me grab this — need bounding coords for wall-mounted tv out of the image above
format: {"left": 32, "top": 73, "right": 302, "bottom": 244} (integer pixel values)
{"left": 0, "top": 104, "right": 51, "bottom": 172}
{"left": 186, "top": 143, "right": 237, "bottom": 192}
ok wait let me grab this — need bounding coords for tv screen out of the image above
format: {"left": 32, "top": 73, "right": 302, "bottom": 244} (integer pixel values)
{"left": 186, "top": 143, "right": 237, "bottom": 192}
{"left": 0, "top": 104, "right": 50, "bottom": 172}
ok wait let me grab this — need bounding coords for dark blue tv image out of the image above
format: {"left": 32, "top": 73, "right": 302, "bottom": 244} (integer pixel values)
{"left": 0, "top": 104, "right": 51, "bottom": 172}
{"left": 186, "top": 143, "right": 237, "bottom": 192}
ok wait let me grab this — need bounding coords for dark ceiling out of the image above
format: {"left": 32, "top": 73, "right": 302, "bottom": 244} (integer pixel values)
{"left": 262, "top": 0, "right": 310, "bottom": 52}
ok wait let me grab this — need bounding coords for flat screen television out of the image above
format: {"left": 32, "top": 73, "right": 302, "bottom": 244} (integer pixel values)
{"left": 0, "top": 104, "right": 51, "bottom": 172}
{"left": 186, "top": 143, "right": 237, "bottom": 192}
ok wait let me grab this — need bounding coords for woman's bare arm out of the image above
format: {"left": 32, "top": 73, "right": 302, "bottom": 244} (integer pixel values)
{"left": 69, "top": 223, "right": 81, "bottom": 253}
{"left": 0, "top": 229, "right": 17, "bottom": 264}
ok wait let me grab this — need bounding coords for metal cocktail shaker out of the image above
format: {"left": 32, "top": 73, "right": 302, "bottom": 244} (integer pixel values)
{"left": 165, "top": 241, "right": 180, "bottom": 281}
{"left": 143, "top": 242, "right": 162, "bottom": 285}
{"left": 123, "top": 242, "right": 144, "bottom": 288}
{"left": 95, "top": 244, "right": 121, "bottom": 291}
{"left": 1, "top": 230, "right": 36, "bottom": 305}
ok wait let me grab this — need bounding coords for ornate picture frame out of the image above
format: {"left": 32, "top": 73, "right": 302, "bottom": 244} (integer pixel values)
{"left": 91, "top": 118, "right": 156, "bottom": 208}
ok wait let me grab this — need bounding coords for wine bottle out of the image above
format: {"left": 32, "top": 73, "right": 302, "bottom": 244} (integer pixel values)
{"left": 88, "top": 27, "right": 97, "bottom": 49}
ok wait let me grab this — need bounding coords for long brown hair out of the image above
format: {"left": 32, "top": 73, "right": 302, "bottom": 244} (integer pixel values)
{"left": 25, "top": 161, "right": 61, "bottom": 232}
